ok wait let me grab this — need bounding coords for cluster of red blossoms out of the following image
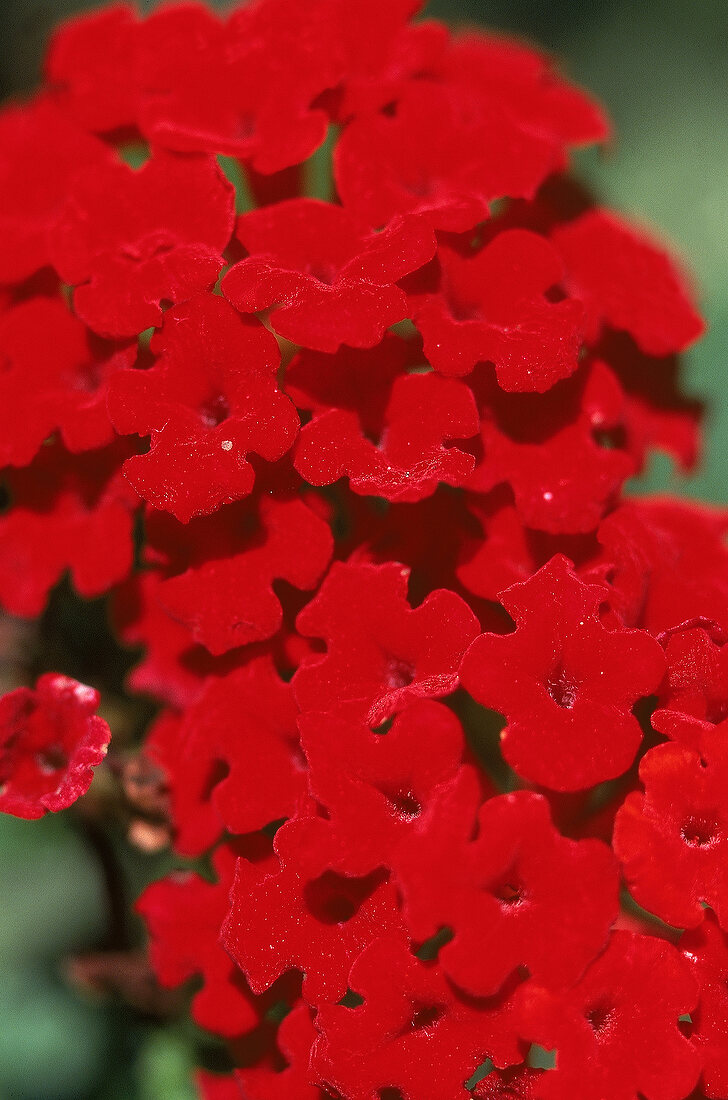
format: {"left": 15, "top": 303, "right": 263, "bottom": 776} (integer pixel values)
{"left": 1, "top": 1, "right": 726, "bottom": 1098}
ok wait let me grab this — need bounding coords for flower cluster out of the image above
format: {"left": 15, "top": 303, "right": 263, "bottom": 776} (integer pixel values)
{"left": 1, "top": 2, "right": 725, "bottom": 1098}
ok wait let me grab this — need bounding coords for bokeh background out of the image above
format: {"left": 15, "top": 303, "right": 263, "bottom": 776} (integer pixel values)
{"left": 0, "top": 1, "right": 726, "bottom": 1097}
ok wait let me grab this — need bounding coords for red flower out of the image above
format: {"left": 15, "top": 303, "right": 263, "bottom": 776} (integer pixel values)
{"left": 460, "top": 555, "right": 666, "bottom": 790}
{"left": 596, "top": 500, "right": 728, "bottom": 634}
{"left": 286, "top": 333, "right": 478, "bottom": 500}
{"left": 0, "top": 674, "right": 110, "bottom": 819}
{"left": 137, "top": 840, "right": 294, "bottom": 1038}
{"left": 298, "top": 700, "right": 467, "bottom": 875}
{"left": 0, "top": 441, "right": 138, "bottom": 618}
{"left": 293, "top": 560, "right": 480, "bottom": 726}
{"left": 680, "top": 911, "right": 728, "bottom": 1098}
{"left": 152, "top": 493, "right": 332, "bottom": 655}
{"left": 614, "top": 723, "right": 728, "bottom": 931}
{"left": 455, "top": 492, "right": 595, "bottom": 604}
{"left": 223, "top": 812, "right": 403, "bottom": 1004}
{"left": 410, "top": 230, "right": 584, "bottom": 390}
{"left": 334, "top": 5, "right": 446, "bottom": 122}
{"left": 335, "top": 84, "right": 563, "bottom": 234}
{"left": 395, "top": 771, "right": 619, "bottom": 995}
{"left": 0, "top": 295, "right": 135, "bottom": 464}
{"left": 135, "top": 1, "right": 335, "bottom": 172}
{"left": 45, "top": 4, "right": 139, "bottom": 134}
{"left": 0, "top": 97, "right": 112, "bottom": 285}
{"left": 466, "top": 361, "right": 636, "bottom": 533}
{"left": 652, "top": 625, "right": 728, "bottom": 746}
{"left": 311, "top": 930, "right": 522, "bottom": 1100}
{"left": 146, "top": 658, "right": 306, "bottom": 857}
{"left": 514, "top": 931, "right": 700, "bottom": 1100}
{"left": 50, "top": 151, "right": 234, "bottom": 337}
{"left": 108, "top": 294, "right": 298, "bottom": 522}
{"left": 435, "top": 34, "right": 608, "bottom": 150}
{"left": 294, "top": 372, "right": 478, "bottom": 501}
{"left": 222, "top": 199, "right": 434, "bottom": 352}
{"left": 552, "top": 210, "right": 704, "bottom": 357}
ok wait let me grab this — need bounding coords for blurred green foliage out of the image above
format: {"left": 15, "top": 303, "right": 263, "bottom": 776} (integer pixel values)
{"left": 0, "top": 0, "right": 726, "bottom": 1097}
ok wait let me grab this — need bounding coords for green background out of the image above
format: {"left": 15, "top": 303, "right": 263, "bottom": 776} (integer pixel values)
{"left": 0, "top": 1, "right": 726, "bottom": 1097}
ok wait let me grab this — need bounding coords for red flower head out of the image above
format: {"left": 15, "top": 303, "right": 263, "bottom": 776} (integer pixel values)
{"left": 0, "top": 2, "right": 717, "bottom": 1096}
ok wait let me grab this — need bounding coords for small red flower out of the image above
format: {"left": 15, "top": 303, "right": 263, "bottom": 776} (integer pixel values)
{"left": 652, "top": 625, "right": 728, "bottom": 746}
{"left": 552, "top": 209, "right": 704, "bottom": 357}
{"left": 311, "top": 930, "right": 522, "bottom": 1100}
{"left": 680, "top": 910, "right": 728, "bottom": 1098}
{"left": 436, "top": 34, "right": 609, "bottom": 150}
{"left": 334, "top": 4, "right": 446, "bottom": 121}
{"left": 335, "top": 84, "right": 563, "bottom": 233}
{"left": 0, "top": 673, "right": 110, "bottom": 819}
{"left": 46, "top": 4, "right": 139, "bottom": 134}
{"left": 293, "top": 371, "right": 478, "bottom": 501}
{"left": 298, "top": 700, "right": 466, "bottom": 876}
{"left": 0, "top": 441, "right": 138, "bottom": 618}
{"left": 222, "top": 199, "right": 435, "bottom": 352}
{"left": 293, "top": 560, "right": 480, "bottom": 726}
{"left": 460, "top": 554, "right": 666, "bottom": 790}
{"left": 395, "top": 771, "right": 619, "bottom": 995}
{"left": 455, "top": 492, "right": 594, "bottom": 604}
{"left": 146, "top": 657, "right": 304, "bottom": 856}
{"left": 135, "top": 1, "right": 336, "bottom": 172}
{"left": 0, "top": 295, "right": 135, "bottom": 464}
{"left": 108, "top": 294, "right": 298, "bottom": 522}
{"left": 410, "top": 230, "right": 584, "bottom": 390}
{"left": 466, "top": 361, "right": 636, "bottom": 534}
{"left": 514, "top": 931, "right": 700, "bottom": 1100}
{"left": 50, "top": 151, "right": 234, "bottom": 337}
{"left": 0, "top": 97, "right": 112, "bottom": 285}
{"left": 223, "top": 813, "right": 403, "bottom": 1004}
{"left": 152, "top": 494, "right": 332, "bottom": 655}
{"left": 614, "top": 722, "right": 728, "bottom": 931}
{"left": 286, "top": 333, "right": 478, "bottom": 500}
{"left": 596, "top": 499, "right": 728, "bottom": 634}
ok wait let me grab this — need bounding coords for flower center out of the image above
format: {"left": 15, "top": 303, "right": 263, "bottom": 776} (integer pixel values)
{"left": 681, "top": 815, "right": 719, "bottom": 847}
